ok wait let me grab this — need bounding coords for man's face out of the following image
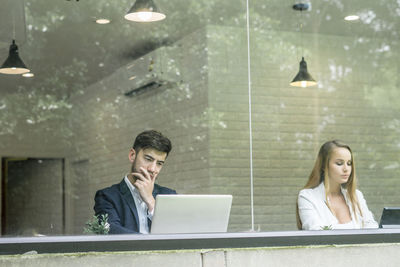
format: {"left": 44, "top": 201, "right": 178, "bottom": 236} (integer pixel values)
{"left": 129, "top": 147, "right": 167, "bottom": 181}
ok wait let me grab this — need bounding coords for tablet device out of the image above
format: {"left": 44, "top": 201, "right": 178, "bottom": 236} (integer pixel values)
{"left": 150, "top": 194, "right": 232, "bottom": 234}
{"left": 379, "top": 207, "right": 400, "bottom": 228}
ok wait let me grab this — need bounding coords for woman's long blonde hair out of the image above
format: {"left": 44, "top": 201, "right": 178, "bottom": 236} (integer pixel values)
{"left": 296, "top": 140, "right": 362, "bottom": 229}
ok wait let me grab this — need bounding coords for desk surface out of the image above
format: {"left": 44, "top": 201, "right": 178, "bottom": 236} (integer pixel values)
{"left": 1, "top": 229, "right": 400, "bottom": 255}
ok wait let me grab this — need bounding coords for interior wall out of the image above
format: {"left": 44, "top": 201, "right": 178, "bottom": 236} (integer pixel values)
{"left": 70, "top": 24, "right": 400, "bottom": 233}
{"left": 0, "top": 22, "right": 398, "bottom": 235}
{"left": 4, "top": 158, "right": 63, "bottom": 236}
{"left": 206, "top": 25, "right": 400, "bottom": 231}
{"left": 67, "top": 28, "right": 212, "bottom": 234}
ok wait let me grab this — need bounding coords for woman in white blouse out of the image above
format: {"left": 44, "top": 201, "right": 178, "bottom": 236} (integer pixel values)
{"left": 297, "top": 140, "right": 378, "bottom": 230}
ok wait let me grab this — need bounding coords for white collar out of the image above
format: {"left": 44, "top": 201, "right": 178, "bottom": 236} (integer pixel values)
{"left": 315, "top": 182, "right": 350, "bottom": 205}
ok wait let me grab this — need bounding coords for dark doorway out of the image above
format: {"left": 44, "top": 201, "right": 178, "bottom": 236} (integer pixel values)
{"left": 1, "top": 158, "right": 65, "bottom": 236}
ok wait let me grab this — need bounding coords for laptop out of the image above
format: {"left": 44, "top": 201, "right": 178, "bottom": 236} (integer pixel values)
{"left": 150, "top": 194, "right": 232, "bottom": 234}
{"left": 379, "top": 207, "right": 400, "bottom": 228}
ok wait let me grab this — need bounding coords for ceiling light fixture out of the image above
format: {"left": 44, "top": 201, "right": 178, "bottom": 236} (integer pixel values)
{"left": 22, "top": 72, "right": 34, "bottom": 78}
{"left": 290, "top": 3, "right": 317, "bottom": 88}
{"left": 344, "top": 15, "right": 359, "bottom": 21}
{"left": 0, "top": 39, "right": 30, "bottom": 75}
{"left": 0, "top": 7, "right": 31, "bottom": 75}
{"left": 96, "top": 18, "right": 111, "bottom": 24}
{"left": 124, "top": 0, "right": 166, "bottom": 22}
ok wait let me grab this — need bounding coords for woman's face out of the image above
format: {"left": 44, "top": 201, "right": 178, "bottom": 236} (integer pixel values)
{"left": 327, "top": 147, "right": 352, "bottom": 186}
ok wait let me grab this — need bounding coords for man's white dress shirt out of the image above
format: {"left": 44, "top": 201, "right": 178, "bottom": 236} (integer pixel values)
{"left": 124, "top": 176, "right": 153, "bottom": 234}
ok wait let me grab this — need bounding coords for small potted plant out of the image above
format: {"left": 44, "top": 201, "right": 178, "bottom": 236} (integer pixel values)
{"left": 83, "top": 214, "right": 110, "bottom": 235}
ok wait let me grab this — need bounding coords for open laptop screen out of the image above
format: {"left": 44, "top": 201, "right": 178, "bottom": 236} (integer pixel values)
{"left": 379, "top": 207, "right": 400, "bottom": 228}
{"left": 150, "top": 194, "right": 232, "bottom": 234}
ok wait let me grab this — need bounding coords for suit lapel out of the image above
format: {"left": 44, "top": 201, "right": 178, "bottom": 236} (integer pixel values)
{"left": 119, "top": 179, "right": 140, "bottom": 230}
{"left": 148, "top": 184, "right": 161, "bottom": 230}
{"left": 152, "top": 184, "right": 159, "bottom": 199}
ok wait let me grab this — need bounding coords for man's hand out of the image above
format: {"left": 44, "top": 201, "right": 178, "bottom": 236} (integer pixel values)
{"left": 131, "top": 167, "right": 156, "bottom": 212}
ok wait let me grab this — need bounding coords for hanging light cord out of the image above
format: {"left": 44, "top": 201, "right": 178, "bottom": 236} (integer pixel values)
{"left": 300, "top": 9, "right": 304, "bottom": 58}
{"left": 12, "top": 9, "right": 16, "bottom": 40}
{"left": 246, "top": 0, "right": 255, "bottom": 232}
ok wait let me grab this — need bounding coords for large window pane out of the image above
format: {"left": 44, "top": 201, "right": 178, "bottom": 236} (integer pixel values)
{"left": 1, "top": 0, "right": 398, "bottom": 236}
{"left": 0, "top": 0, "right": 251, "bottom": 235}
{"left": 250, "top": 0, "right": 400, "bottom": 231}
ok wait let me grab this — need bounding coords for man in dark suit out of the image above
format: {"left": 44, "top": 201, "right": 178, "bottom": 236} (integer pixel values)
{"left": 94, "top": 130, "right": 177, "bottom": 234}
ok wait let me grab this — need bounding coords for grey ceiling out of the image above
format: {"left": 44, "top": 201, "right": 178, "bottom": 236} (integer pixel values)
{"left": 0, "top": 0, "right": 398, "bottom": 95}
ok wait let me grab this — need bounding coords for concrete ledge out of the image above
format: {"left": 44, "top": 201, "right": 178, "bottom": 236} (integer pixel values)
{"left": 1, "top": 229, "right": 400, "bottom": 255}
{"left": 226, "top": 243, "right": 400, "bottom": 267}
{"left": 0, "top": 243, "right": 399, "bottom": 267}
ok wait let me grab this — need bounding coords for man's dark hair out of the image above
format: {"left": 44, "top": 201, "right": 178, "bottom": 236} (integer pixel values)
{"left": 133, "top": 130, "right": 172, "bottom": 156}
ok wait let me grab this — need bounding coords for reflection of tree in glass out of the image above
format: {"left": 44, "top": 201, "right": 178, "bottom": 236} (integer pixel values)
{"left": 2, "top": 0, "right": 246, "bottom": 144}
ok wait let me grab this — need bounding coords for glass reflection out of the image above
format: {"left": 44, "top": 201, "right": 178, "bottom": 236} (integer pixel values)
{"left": 249, "top": 0, "right": 400, "bottom": 231}
{"left": 0, "top": 0, "right": 399, "bottom": 236}
{"left": 0, "top": 0, "right": 250, "bottom": 236}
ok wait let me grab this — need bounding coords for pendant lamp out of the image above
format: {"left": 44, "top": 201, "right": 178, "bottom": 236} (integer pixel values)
{"left": 290, "top": 3, "right": 317, "bottom": 87}
{"left": 0, "top": 39, "right": 30, "bottom": 75}
{"left": 124, "top": 0, "right": 166, "bottom": 22}
{"left": 290, "top": 57, "right": 316, "bottom": 87}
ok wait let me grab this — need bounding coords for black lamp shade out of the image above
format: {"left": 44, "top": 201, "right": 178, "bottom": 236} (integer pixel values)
{"left": 0, "top": 40, "right": 30, "bottom": 75}
{"left": 124, "top": 0, "right": 166, "bottom": 22}
{"left": 290, "top": 57, "right": 317, "bottom": 87}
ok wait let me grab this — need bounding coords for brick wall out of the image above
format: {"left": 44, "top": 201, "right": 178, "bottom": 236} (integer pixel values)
{"left": 206, "top": 26, "right": 400, "bottom": 231}
{"left": 0, "top": 25, "right": 399, "bottom": 234}
{"left": 67, "top": 28, "right": 211, "bottom": 233}
{"left": 68, "top": 25, "right": 400, "bottom": 233}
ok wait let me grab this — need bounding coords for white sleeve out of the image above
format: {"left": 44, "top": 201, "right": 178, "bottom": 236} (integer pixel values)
{"left": 357, "top": 190, "right": 379, "bottom": 228}
{"left": 298, "top": 190, "right": 326, "bottom": 230}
